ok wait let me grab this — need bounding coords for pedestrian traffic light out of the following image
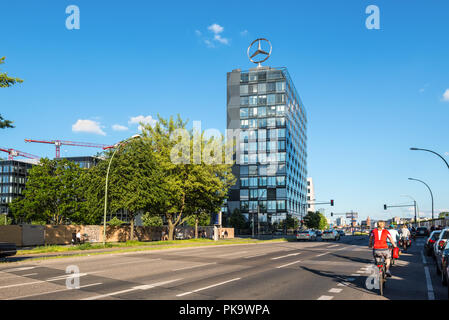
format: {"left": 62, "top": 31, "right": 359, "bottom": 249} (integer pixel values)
{"left": 384, "top": 204, "right": 387, "bottom": 210}
{"left": 330, "top": 200, "right": 334, "bottom": 206}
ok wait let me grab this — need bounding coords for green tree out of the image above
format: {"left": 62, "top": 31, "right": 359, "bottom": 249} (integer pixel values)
{"left": 229, "top": 208, "right": 247, "bottom": 230}
{"left": 304, "top": 211, "right": 321, "bottom": 229}
{"left": 439, "top": 212, "right": 449, "bottom": 218}
{"left": 10, "top": 158, "right": 84, "bottom": 224}
{"left": 317, "top": 212, "right": 329, "bottom": 230}
{"left": 141, "top": 115, "right": 235, "bottom": 240}
{"left": 185, "top": 211, "right": 211, "bottom": 238}
{"left": 141, "top": 213, "right": 163, "bottom": 227}
{"left": 282, "top": 215, "right": 299, "bottom": 229}
{"left": 0, "top": 57, "right": 23, "bottom": 129}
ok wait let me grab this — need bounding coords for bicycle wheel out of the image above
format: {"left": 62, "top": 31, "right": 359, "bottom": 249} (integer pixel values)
{"left": 379, "top": 268, "right": 384, "bottom": 296}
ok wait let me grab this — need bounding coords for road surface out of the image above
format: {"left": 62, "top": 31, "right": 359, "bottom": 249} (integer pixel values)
{"left": 0, "top": 236, "right": 447, "bottom": 300}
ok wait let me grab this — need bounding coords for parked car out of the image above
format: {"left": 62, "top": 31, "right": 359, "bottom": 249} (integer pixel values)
{"left": 337, "top": 230, "right": 345, "bottom": 237}
{"left": 424, "top": 230, "right": 441, "bottom": 257}
{"left": 321, "top": 229, "right": 340, "bottom": 241}
{"left": 441, "top": 240, "right": 449, "bottom": 286}
{"left": 434, "top": 228, "right": 449, "bottom": 276}
{"left": 416, "top": 227, "right": 429, "bottom": 237}
{"left": 175, "top": 232, "right": 185, "bottom": 240}
{"left": 315, "top": 230, "right": 322, "bottom": 237}
{"left": 0, "top": 242, "right": 17, "bottom": 259}
{"left": 296, "top": 230, "right": 317, "bottom": 241}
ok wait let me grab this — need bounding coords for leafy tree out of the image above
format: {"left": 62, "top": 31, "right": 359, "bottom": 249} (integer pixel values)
{"left": 281, "top": 215, "right": 299, "bottom": 229}
{"left": 439, "top": 212, "right": 449, "bottom": 218}
{"left": 185, "top": 211, "right": 211, "bottom": 238}
{"left": 317, "top": 212, "right": 329, "bottom": 230}
{"left": 80, "top": 138, "right": 163, "bottom": 240}
{"left": 229, "top": 208, "right": 246, "bottom": 230}
{"left": 10, "top": 158, "right": 84, "bottom": 224}
{"left": 304, "top": 211, "right": 321, "bottom": 229}
{"left": 0, "top": 57, "right": 23, "bottom": 129}
{"left": 141, "top": 115, "right": 235, "bottom": 240}
{"left": 141, "top": 213, "right": 163, "bottom": 227}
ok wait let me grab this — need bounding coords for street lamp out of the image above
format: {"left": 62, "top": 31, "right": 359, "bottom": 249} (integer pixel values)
{"left": 410, "top": 147, "right": 449, "bottom": 169}
{"left": 408, "top": 178, "right": 434, "bottom": 220}
{"left": 400, "top": 194, "right": 419, "bottom": 227}
{"left": 103, "top": 134, "right": 141, "bottom": 245}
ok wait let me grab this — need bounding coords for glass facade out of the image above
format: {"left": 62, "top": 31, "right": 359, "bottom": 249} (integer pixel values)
{"left": 0, "top": 160, "right": 34, "bottom": 215}
{"left": 226, "top": 67, "right": 307, "bottom": 233}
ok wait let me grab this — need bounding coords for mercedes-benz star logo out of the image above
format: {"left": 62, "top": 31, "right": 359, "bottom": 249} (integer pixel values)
{"left": 247, "top": 38, "right": 272, "bottom": 67}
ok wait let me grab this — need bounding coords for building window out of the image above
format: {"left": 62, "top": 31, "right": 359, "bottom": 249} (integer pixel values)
{"left": 276, "top": 81, "right": 286, "bottom": 92}
{"left": 258, "top": 129, "right": 266, "bottom": 140}
{"left": 267, "top": 94, "right": 276, "bottom": 105}
{"left": 240, "top": 108, "right": 248, "bottom": 118}
{"left": 249, "top": 96, "right": 258, "bottom": 106}
{"left": 240, "top": 166, "right": 249, "bottom": 176}
{"left": 241, "top": 73, "right": 249, "bottom": 83}
{"left": 258, "top": 83, "right": 266, "bottom": 94}
{"left": 276, "top": 176, "right": 286, "bottom": 186}
{"left": 240, "top": 119, "right": 249, "bottom": 129}
{"left": 258, "top": 118, "right": 267, "bottom": 129}
{"left": 240, "top": 96, "right": 249, "bottom": 106}
{"left": 249, "top": 84, "right": 258, "bottom": 94}
{"left": 240, "top": 85, "right": 248, "bottom": 95}
{"left": 258, "top": 106, "right": 266, "bottom": 117}
{"left": 258, "top": 176, "right": 267, "bottom": 187}
{"left": 240, "top": 189, "right": 249, "bottom": 200}
{"left": 248, "top": 130, "right": 257, "bottom": 140}
{"left": 249, "top": 72, "right": 258, "bottom": 81}
{"left": 241, "top": 178, "right": 249, "bottom": 187}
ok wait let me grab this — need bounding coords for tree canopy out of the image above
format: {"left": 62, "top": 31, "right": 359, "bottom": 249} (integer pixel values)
{"left": 0, "top": 56, "right": 23, "bottom": 129}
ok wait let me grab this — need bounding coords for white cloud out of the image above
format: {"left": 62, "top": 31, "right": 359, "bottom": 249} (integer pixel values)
{"left": 72, "top": 119, "right": 106, "bottom": 136}
{"left": 129, "top": 115, "right": 157, "bottom": 131}
{"left": 112, "top": 124, "right": 128, "bottom": 131}
{"left": 442, "top": 88, "right": 449, "bottom": 101}
{"left": 208, "top": 23, "right": 224, "bottom": 34}
{"left": 240, "top": 30, "right": 248, "bottom": 36}
{"left": 195, "top": 30, "right": 202, "bottom": 36}
{"left": 214, "top": 34, "right": 229, "bottom": 45}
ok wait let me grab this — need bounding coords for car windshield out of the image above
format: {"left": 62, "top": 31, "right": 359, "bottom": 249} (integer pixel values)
{"left": 431, "top": 232, "right": 441, "bottom": 239}
{"left": 417, "top": 228, "right": 427, "bottom": 231}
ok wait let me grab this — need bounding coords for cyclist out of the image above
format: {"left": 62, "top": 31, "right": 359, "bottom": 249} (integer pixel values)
{"left": 369, "top": 220, "right": 397, "bottom": 277}
{"left": 400, "top": 224, "right": 411, "bottom": 241}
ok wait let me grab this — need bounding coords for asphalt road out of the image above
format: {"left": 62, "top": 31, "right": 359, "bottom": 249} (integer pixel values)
{"left": 0, "top": 236, "right": 447, "bottom": 300}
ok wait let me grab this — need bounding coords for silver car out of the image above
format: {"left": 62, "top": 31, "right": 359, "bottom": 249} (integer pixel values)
{"left": 322, "top": 230, "right": 340, "bottom": 241}
{"left": 296, "top": 230, "right": 317, "bottom": 241}
{"left": 434, "top": 228, "right": 449, "bottom": 276}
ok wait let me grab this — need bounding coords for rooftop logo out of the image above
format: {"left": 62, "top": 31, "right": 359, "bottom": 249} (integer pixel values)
{"left": 247, "top": 38, "right": 272, "bottom": 67}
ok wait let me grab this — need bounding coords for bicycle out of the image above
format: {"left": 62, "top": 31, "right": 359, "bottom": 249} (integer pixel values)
{"left": 375, "top": 256, "right": 387, "bottom": 296}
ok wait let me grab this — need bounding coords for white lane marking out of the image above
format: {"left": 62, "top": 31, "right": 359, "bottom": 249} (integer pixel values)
{"left": 271, "top": 253, "right": 301, "bottom": 260}
{"left": 276, "top": 260, "right": 302, "bottom": 269}
{"left": 316, "top": 252, "right": 329, "bottom": 257}
{"left": 84, "top": 279, "right": 181, "bottom": 300}
{"left": 351, "top": 274, "right": 361, "bottom": 277}
{"left": 338, "top": 282, "right": 350, "bottom": 287}
{"left": 176, "top": 278, "right": 240, "bottom": 297}
{"left": 46, "top": 273, "right": 88, "bottom": 281}
{"left": 218, "top": 251, "right": 248, "bottom": 257}
{"left": 2, "top": 267, "right": 36, "bottom": 272}
{"left": 317, "top": 295, "right": 334, "bottom": 300}
{"left": 421, "top": 252, "right": 435, "bottom": 300}
{"left": 328, "top": 288, "right": 343, "bottom": 293}
{"left": 108, "top": 258, "right": 161, "bottom": 267}
{"left": 172, "top": 262, "right": 217, "bottom": 271}
{"left": 328, "top": 244, "right": 340, "bottom": 248}
{"left": 356, "top": 270, "right": 367, "bottom": 274}
{"left": 21, "top": 273, "right": 38, "bottom": 277}
{"left": 7, "top": 282, "right": 103, "bottom": 300}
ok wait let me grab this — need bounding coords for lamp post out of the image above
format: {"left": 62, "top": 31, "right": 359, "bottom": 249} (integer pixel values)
{"left": 103, "top": 134, "right": 141, "bottom": 245}
{"left": 410, "top": 148, "right": 449, "bottom": 169}
{"left": 408, "top": 178, "right": 434, "bottom": 221}
{"left": 401, "top": 194, "right": 419, "bottom": 227}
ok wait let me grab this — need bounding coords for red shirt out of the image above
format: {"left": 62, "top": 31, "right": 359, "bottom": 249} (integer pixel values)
{"left": 371, "top": 228, "right": 391, "bottom": 249}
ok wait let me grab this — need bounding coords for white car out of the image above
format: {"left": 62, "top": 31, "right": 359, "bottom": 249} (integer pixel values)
{"left": 434, "top": 228, "right": 449, "bottom": 275}
{"left": 296, "top": 230, "right": 317, "bottom": 241}
{"left": 321, "top": 230, "right": 340, "bottom": 241}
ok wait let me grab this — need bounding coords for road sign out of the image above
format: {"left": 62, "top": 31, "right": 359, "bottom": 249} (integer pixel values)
{"left": 346, "top": 212, "right": 358, "bottom": 219}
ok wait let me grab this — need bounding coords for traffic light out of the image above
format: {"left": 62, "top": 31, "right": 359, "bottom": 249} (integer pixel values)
{"left": 331, "top": 212, "right": 333, "bottom": 217}
{"left": 384, "top": 204, "right": 387, "bottom": 210}
{"left": 330, "top": 200, "right": 334, "bottom": 206}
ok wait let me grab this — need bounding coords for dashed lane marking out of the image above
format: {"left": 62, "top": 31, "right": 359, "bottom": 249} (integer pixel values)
{"left": 271, "top": 253, "right": 301, "bottom": 260}
{"left": 317, "top": 295, "right": 334, "bottom": 300}
{"left": 328, "top": 288, "right": 343, "bottom": 293}
{"left": 176, "top": 278, "right": 240, "bottom": 297}
{"left": 276, "top": 260, "right": 302, "bottom": 269}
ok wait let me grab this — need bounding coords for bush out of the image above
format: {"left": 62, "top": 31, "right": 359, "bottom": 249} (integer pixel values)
{"left": 107, "top": 217, "right": 125, "bottom": 227}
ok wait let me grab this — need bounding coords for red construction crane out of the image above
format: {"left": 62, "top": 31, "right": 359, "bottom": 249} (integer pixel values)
{"left": 24, "top": 139, "right": 110, "bottom": 158}
{"left": 0, "top": 147, "right": 40, "bottom": 161}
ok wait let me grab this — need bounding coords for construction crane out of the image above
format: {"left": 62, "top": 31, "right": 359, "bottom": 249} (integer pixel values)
{"left": 24, "top": 139, "right": 110, "bottom": 158}
{"left": 0, "top": 147, "right": 40, "bottom": 161}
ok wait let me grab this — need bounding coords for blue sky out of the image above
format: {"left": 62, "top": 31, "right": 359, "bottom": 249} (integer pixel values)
{"left": 1, "top": 0, "right": 449, "bottom": 221}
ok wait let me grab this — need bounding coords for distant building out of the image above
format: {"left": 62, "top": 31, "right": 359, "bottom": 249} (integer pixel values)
{"left": 307, "top": 177, "right": 315, "bottom": 212}
{"left": 0, "top": 159, "right": 38, "bottom": 215}
{"left": 336, "top": 217, "right": 345, "bottom": 226}
{"left": 60, "top": 156, "right": 101, "bottom": 169}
